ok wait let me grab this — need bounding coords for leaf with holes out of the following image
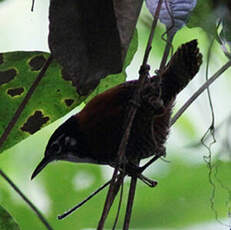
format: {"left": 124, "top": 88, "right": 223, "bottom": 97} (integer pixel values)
{"left": 0, "top": 52, "right": 82, "bottom": 153}
{"left": 0, "top": 206, "right": 20, "bottom": 230}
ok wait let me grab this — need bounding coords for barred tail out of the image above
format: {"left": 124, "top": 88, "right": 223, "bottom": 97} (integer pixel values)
{"left": 161, "top": 40, "right": 202, "bottom": 105}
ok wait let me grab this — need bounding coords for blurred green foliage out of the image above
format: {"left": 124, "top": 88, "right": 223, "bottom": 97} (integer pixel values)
{"left": 0, "top": 206, "right": 20, "bottom": 230}
{"left": 1, "top": 2, "right": 231, "bottom": 230}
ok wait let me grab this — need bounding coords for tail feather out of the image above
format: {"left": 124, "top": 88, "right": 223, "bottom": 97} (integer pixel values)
{"left": 160, "top": 40, "right": 202, "bottom": 105}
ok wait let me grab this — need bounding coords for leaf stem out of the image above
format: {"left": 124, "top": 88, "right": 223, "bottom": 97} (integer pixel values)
{"left": 0, "top": 169, "right": 53, "bottom": 230}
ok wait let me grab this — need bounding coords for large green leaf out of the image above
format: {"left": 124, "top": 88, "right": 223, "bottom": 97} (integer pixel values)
{"left": 0, "top": 52, "right": 83, "bottom": 153}
{"left": 0, "top": 206, "right": 20, "bottom": 230}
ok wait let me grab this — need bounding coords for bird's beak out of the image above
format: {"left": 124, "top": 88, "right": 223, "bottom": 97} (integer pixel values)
{"left": 31, "top": 155, "right": 54, "bottom": 180}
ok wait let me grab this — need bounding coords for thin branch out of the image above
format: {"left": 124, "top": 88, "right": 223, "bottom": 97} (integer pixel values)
{"left": 159, "top": 33, "right": 174, "bottom": 72}
{"left": 0, "top": 170, "right": 53, "bottom": 230}
{"left": 112, "top": 177, "right": 124, "bottom": 230}
{"left": 31, "top": 0, "right": 35, "bottom": 11}
{"left": 0, "top": 55, "right": 53, "bottom": 150}
{"left": 122, "top": 175, "right": 138, "bottom": 230}
{"left": 204, "top": 38, "right": 216, "bottom": 132}
{"left": 97, "top": 1, "right": 164, "bottom": 228}
{"left": 142, "top": 0, "right": 164, "bottom": 66}
{"left": 58, "top": 179, "right": 112, "bottom": 220}
{"left": 97, "top": 173, "right": 124, "bottom": 229}
{"left": 171, "top": 60, "right": 231, "bottom": 126}
{"left": 97, "top": 169, "right": 120, "bottom": 229}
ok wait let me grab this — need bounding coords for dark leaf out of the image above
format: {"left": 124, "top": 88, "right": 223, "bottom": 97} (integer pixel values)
{"left": 86, "top": 29, "right": 138, "bottom": 103}
{"left": 188, "top": 0, "right": 231, "bottom": 57}
{"left": 113, "top": 0, "right": 143, "bottom": 60}
{"left": 48, "top": 0, "right": 142, "bottom": 95}
{"left": 49, "top": 0, "right": 122, "bottom": 95}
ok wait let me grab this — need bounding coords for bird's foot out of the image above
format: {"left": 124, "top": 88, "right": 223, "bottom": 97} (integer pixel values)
{"left": 124, "top": 163, "right": 158, "bottom": 188}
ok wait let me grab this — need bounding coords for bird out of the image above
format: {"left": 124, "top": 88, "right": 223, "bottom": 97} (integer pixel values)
{"left": 31, "top": 39, "right": 202, "bottom": 180}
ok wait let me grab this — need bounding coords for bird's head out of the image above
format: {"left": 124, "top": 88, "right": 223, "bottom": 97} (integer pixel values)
{"left": 31, "top": 116, "right": 82, "bottom": 180}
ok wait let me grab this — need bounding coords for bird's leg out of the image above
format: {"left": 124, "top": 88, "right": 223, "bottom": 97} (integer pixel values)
{"left": 138, "top": 174, "right": 158, "bottom": 187}
{"left": 122, "top": 163, "right": 158, "bottom": 188}
{"left": 140, "top": 151, "right": 165, "bottom": 173}
{"left": 123, "top": 146, "right": 166, "bottom": 187}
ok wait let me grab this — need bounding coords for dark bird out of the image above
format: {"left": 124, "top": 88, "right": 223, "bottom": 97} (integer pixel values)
{"left": 31, "top": 40, "right": 202, "bottom": 180}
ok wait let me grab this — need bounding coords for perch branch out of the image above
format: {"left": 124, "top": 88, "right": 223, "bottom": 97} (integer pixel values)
{"left": 0, "top": 170, "right": 53, "bottom": 230}
{"left": 0, "top": 55, "right": 53, "bottom": 150}
{"left": 112, "top": 176, "right": 124, "bottom": 230}
{"left": 97, "top": 1, "right": 163, "bottom": 229}
{"left": 142, "top": 0, "right": 164, "bottom": 66}
{"left": 123, "top": 173, "right": 138, "bottom": 230}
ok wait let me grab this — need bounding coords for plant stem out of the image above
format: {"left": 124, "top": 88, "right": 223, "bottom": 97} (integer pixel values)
{"left": 58, "top": 179, "right": 112, "bottom": 220}
{"left": 0, "top": 170, "right": 53, "bottom": 230}
{"left": 97, "top": 1, "right": 164, "bottom": 228}
{"left": 171, "top": 60, "right": 231, "bottom": 126}
{"left": 142, "top": 0, "right": 163, "bottom": 66}
{"left": 97, "top": 173, "right": 124, "bottom": 229}
{"left": 122, "top": 175, "right": 138, "bottom": 230}
{"left": 159, "top": 33, "right": 174, "bottom": 72}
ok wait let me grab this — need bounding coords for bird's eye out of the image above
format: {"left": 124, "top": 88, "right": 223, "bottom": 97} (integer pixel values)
{"left": 50, "top": 142, "right": 60, "bottom": 153}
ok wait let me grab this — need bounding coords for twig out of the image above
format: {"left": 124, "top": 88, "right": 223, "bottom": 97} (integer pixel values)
{"left": 204, "top": 38, "right": 216, "bottom": 133}
{"left": 97, "top": 172, "right": 124, "bottom": 229}
{"left": 31, "top": 0, "right": 35, "bottom": 11}
{"left": 112, "top": 177, "right": 124, "bottom": 230}
{"left": 58, "top": 179, "right": 112, "bottom": 220}
{"left": 97, "top": 1, "right": 163, "bottom": 228}
{"left": 97, "top": 169, "right": 120, "bottom": 229}
{"left": 171, "top": 60, "right": 231, "bottom": 126}
{"left": 0, "top": 55, "right": 53, "bottom": 150}
{"left": 159, "top": 33, "right": 174, "bottom": 72}
{"left": 0, "top": 169, "right": 53, "bottom": 230}
{"left": 122, "top": 175, "right": 138, "bottom": 230}
{"left": 142, "top": 0, "right": 164, "bottom": 66}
